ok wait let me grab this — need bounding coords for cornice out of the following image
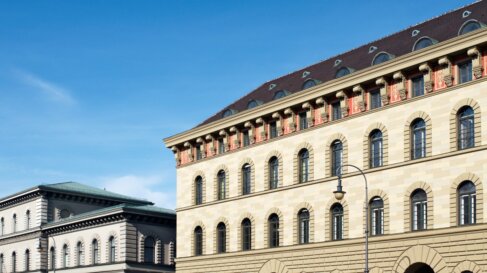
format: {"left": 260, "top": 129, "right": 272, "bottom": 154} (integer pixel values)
{"left": 164, "top": 28, "right": 487, "bottom": 147}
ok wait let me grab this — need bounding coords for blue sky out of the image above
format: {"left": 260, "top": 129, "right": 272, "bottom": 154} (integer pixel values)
{"left": 0, "top": 0, "right": 474, "bottom": 208}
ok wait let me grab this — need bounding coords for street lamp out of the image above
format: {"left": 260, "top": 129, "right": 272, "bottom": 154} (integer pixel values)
{"left": 333, "top": 164, "right": 369, "bottom": 273}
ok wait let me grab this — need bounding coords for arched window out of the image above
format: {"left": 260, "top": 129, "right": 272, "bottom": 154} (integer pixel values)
{"left": 62, "top": 244, "right": 68, "bottom": 268}
{"left": 369, "top": 130, "right": 383, "bottom": 168}
{"left": 91, "top": 239, "right": 98, "bottom": 264}
{"left": 372, "top": 52, "right": 392, "bottom": 65}
{"left": 411, "top": 119, "right": 426, "bottom": 159}
{"left": 335, "top": 67, "right": 352, "bottom": 78}
{"left": 269, "top": 156, "right": 279, "bottom": 189}
{"left": 302, "top": 79, "right": 317, "bottom": 90}
{"left": 413, "top": 37, "right": 434, "bottom": 51}
{"left": 298, "top": 149, "right": 310, "bottom": 183}
{"left": 459, "top": 20, "right": 481, "bottom": 35}
{"left": 108, "top": 236, "right": 116, "bottom": 263}
{"left": 273, "top": 90, "right": 289, "bottom": 100}
{"left": 247, "top": 100, "right": 261, "bottom": 109}
{"left": 458, "top": 181, "right": 476, "bottom": 225}
{"left": 49, "top": 247, "right": 55, "bottom": 269}
{"left": 217, "top": 170, "right": 226, "bottom": 200}
{"left": 457, "top": 106, "right": 475, "bottom": 150}
{"left": 25, "top": 210, "right": 30, "bottom": 229}
{"left": 194, "top": 226, "right": 203, "bottom": 256}
{"left": 222, "top": 109, "right": 236, "bottom": 118}
{"left": 331, "top": 203, "right": 344, "bottom": 240}
{"left": 24, "top": 250, "right": 29, "bottom": 271}
{"left": 242, "top": 164, "right": 251, "bottom": 195}
{"left": 216, "top": 223, "right": 226, "bottom": 253}
{"left": 144, "top": 237, "right": 156, "bottom": 263}
{"left": 195, "top": 176, "right": 203, "bottom": 205}
{"left": 268, "top": 214, "right": 280, "bottom": 248}
{"left": 370, "top": 197, "right": 384, "bottom": 236}
{"left": 241, "top": 218, "right": 252, "bottom": 251}
{"left": 298, "top": 209, "right": 310, "bottom": 244}
{"left": 76, "top": 242, "right": 83, "bottom": 266}
{"left": 331, "top": 140, "right": 343, "bottom": 176}
{"left": 11, "top": 252, "right": 16, "bottom": 273}
{"left": 12, "top": 214, "right": 16, "bottom": 233}
{"left": 411, "top": 189, "right": 427, "bottom": 231}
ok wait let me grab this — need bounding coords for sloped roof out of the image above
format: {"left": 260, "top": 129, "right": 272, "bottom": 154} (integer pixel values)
{"left": 38, "top": 182, "right": 153, "bottom": 205}
{"left": 197, "top": 0, "right": 487, "bottom": 127}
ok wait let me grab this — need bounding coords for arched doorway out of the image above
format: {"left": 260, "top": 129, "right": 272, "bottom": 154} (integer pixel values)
{"left": 405, "top": 263, "right": 434, "bottom": 273}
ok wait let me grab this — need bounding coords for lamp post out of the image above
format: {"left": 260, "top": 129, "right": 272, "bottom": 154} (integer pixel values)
{"left": 333, "top": 164, "right": 369, "bottom": 273}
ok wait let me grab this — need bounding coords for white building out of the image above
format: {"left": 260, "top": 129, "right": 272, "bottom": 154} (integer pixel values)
{"left": 0, "top": 182, "right": 175, "bottom": 273}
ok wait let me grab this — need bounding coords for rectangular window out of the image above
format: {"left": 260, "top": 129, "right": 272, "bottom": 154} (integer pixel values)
{"left": 332, "top": 102, "right": 341, "bottom": 120}
{"left": 369, "top": 89, "right": 381, "bottom": 109}
{"left": 458, "top": 60, "right": 472, "bottom": 84}
{"left": 411, "top": 75, "right": 424, "bottom": 97}
{"left": 242, "top": 131, "right": 250, "bottom": 147}
{"left": 269, "top": 121, "right": 277, "bottom": 139}
{"left": 218, "top": 139, "right": 225, "bottom": 154}
{"left": 195, "top": 144, "right": 202, "bottom": 160}
{"left": 333, "top": 215, "right": 343, "bottom": 240}
{"left": 299, "top": 112, "right": 308, "bottom": 130}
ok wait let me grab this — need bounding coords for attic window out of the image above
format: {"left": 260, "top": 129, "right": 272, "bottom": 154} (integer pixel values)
{"left": 222, "top": 109, "right": 237, "bottom": 118}
{"left": 368, "top": 46, "right": 378, "bottom": 54}
{"left": 459, "top": 20, "right": 482, "bottom": 35}
{"left": 412, "top": 37, "right": 436, "bottom": 51}
{"left": 335, "top": 67, "right": 352, "bottom": 78}
{"left": 411, "top": 29, "right": 420, "bottom": 37}
{"left": 372, "top": 52, "right": 393, "bottom": 65}
{"left": 462, "top": 10, "right": 472, "bottom": 18}
{"left": 302, "top": 79, "right": 317, "bottom": 90}
{"left": 268, "top": 83, "right": 277, "bottom": 90}
{"left": 247, "top": 100, "right": 262, "bottom": 109}
{"left": 334, "top": 59, "right": 342, "bottom": 67}
{"left": 302, "top": 71, "right": 311, "bottom": 78}
{"left": 273, "top": 90, "right": 290, "bottom": 100}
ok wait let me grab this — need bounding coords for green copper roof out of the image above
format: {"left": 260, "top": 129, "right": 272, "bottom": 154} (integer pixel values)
{"left": 39, "top": 182, "right": 153, "bottom": 205}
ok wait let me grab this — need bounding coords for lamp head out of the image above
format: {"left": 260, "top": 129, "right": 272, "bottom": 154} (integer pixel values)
{"left": 333, "top": 190, "right": 346, "bottom": 200}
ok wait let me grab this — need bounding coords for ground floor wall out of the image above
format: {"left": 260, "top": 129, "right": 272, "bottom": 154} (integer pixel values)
{"left": 175, "top": 224, "right": 487, "bottom": 273}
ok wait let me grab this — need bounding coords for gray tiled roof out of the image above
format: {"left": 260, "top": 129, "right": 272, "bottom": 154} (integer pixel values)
{"left": 38, "top": 182, "right": 153, "bottom": 205}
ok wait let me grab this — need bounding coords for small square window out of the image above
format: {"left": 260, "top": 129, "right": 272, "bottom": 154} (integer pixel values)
{"left": 411, "top": 76, "right": 424, "bottom": 97}
{"left": 269, "top": 121, "right": 278, "bottom": 139}
{"left": 458, "top": 60, "right": 472, "bottom": 84}
{"left": 332, "top": 102, "right": 341, "bottom": 120}
{"left": 242, "top": 131, "right": 250, "bottom": 147}
{"left": 299, "top": 112, "right": 308, "bottom": 130}
{"left": 369, "top": 89, "right": 381, "bottom": 110}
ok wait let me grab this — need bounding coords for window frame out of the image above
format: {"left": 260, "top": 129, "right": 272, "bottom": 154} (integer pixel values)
{"left": 331, "top": 203, "right": 344, "bottom": 241}
{"left": 458, "top": 60, "right": 473, "bottom": 84}
{"left": 331, "top": 140, "right": 343, "bottom": 176}
{"left": 298, "top": 209, "right": 310, "bottom": 244}
{"left": 269, "top": 121, "right": 278, "bottom": 139}
{"left": 331, "top": 101, "right": 342, "bottom": 120}
{"left": 194, "top": 226, "right": 203, "bottom": 256}
{"left": 268, "top": 214, "right": 280, "bottom": 248}
{"left": 216, "top": 223, "right": 227, "bottom": 253}
{"left": 144, "top": 237, "right": 156, "bottom": 263}
{"left": 241, "top": 219, "right": 252, "bottom": 251}
{"left": 268, "top": 157, "right": 279, "bottom": 190}
{"left": 91, "top": 239, "right": 98, "bottom": 265}
{"left": 411, "top": 189, "right": 428, "bottom": 231}
{"left": 370, "top": 197, "right": 384, "bottom": 236}
{"left": 241, "top": 163, "right": 252, "bottom": 195}
{"left": 458, "top": 181, "right": 476, "bottom": 226}
{"left": 457, "top": 106, "right": 475, "bottom": 150}
{"left": 195, "top": 176, "right": 203, "bottom": 205}
{"left": 369, "top": 89, "right": 381, "bottom": 110}
{"left": 369, "top": 130, "right": 383, "bottom": 168}
{"left": 411, "top": 75, "right": 425, "bottom": 97}
{"left": 217, "top": 170, "right": 226, "bottom": 200}
{"left": 411, "top": 119, "right": 426, "bottom": 159}
{"left": 298, "top": 149, "right": 310, "bottom": 183}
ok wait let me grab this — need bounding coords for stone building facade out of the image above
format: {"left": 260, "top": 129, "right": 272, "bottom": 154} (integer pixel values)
{"left": 164, "top": 2, "right": 487, "bottom": 273}
{"left": 0, "top": 182, "right": 176, "bottom": 273}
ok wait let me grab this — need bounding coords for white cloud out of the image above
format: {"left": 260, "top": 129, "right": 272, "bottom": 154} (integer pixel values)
{"left": 100, "top": 174, "right": 175, "bottom": 209}
{"left": 14, "top": 69, "right": 75, "bottom": 105}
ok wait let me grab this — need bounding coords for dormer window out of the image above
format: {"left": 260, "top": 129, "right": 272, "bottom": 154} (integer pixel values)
{"left": 247, "top": 100, "right": 262, "bottom": 109}
{"left": 335, "top": 67, "right": 353, "bottom": 79}
{"left": 459, "top": 20, "right": 482, "bottom": 35}
{"left": 413, "top": 37, "right": 436, "bottom": 51}
{"left": 302, "top": 79, "right": 317, "bottom": 90}
{"left": 222, "top": 109, "right": 237, "bottom": 118}
{"left": 372, "top": 52, "right": 393, "bottom": 65}
{"left": 273, "top": 90, "right": 290, "bottom": 100}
